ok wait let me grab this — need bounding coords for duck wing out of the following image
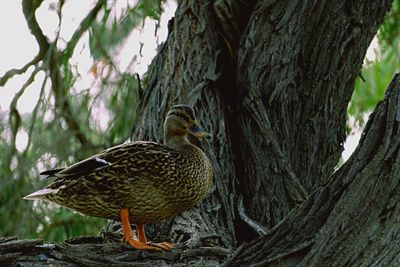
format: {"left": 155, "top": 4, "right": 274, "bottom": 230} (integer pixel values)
{"left": 41, "top": 141, "right": 174, "bottom": 180}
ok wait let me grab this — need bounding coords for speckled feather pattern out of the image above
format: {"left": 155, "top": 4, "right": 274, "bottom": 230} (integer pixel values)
{"left": 39, "top": 141, "right": 213, "bottom": 224}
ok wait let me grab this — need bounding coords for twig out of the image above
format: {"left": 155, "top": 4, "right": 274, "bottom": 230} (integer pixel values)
{"left": 0, "top": 59, "right": 41, "bottom": 87}
{"left": 23, "top": 71, "right": 49, "bottom": 157}
{"left": 48, "top": 49, "right": 90, "bottom": 146}
{"left": 63, "top": 0, "right": 106, "bottom": 58}
{"left": 238, "top": 197, "right": 267, "bottom": 236}
{"left": 0, "top": 0, "right": 49, "bottom": 86}
{"left": 8, "top": 66, "right": 45, "bottom": 167}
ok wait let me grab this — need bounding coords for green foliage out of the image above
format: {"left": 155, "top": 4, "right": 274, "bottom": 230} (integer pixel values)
{"left": 89, "top": 0, "right": 163, "bottom": 60}
{"left": 106, "top": 74, "right": 140, "bottom": 144}
{"left": 348, "top": 0, "right": 400, "bottom": 127}
{"left": 34, "top": 207, "right": 106, "bottom": 242}
{"left": 378, "top": 0, "right": 400, "bottom": 47}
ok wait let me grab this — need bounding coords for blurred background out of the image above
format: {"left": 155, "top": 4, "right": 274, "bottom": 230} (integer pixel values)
{"left": 0, "top": 0, "right": 398, "bottom": 242}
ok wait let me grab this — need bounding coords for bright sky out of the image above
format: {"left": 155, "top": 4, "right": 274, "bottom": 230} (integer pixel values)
{"left": 0, "top": 0, "right": 177, "bottom": 112}
{"left": 0, "top": 0, "right": 177, "bottom": 153}
{"left": 0, "top": 0, "right": 378, "bottom": 161}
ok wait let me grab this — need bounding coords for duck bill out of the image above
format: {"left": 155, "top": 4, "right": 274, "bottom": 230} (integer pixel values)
{"left": 189, "top": 125, "right": 210, "bottom": 139}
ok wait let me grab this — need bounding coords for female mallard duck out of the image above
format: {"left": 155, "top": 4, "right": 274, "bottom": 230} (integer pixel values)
{"left": 24, "top": 105, "right": 213, "bottom": 251}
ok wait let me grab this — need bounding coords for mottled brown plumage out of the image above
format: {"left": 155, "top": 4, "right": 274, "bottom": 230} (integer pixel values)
{"left": 24, "top": 105, "right": 213, "bottom": 250}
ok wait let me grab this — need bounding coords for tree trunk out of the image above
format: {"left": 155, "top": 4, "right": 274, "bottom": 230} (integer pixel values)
{"left": 4, "top": 0, "right": 398, "bottom": 266}
{"left": 236, "top": 0, "right": 392, "bottom": 230}
{"left": 224, "top": 73, "right": 400, "bottom": 266}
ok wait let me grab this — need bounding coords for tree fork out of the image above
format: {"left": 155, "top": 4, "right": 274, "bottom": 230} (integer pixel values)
{"left": 236, "top": 0, "right": 393, "bottom": 230}
{"left": 225, "top": 73, "right": 400, "bottom": 266}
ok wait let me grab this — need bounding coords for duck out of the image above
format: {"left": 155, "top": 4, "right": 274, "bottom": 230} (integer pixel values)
{"left": 24, "top": 104, "right": 214, "bottom": 251}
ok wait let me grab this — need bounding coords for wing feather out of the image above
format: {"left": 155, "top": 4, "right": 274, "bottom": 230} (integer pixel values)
{"left": 40, "top": 141, "right": 174, "bottom": 180}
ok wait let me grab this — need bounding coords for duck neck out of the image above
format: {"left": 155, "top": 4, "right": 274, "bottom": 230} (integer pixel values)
{"left": 164, "top": 133, "right": 191, "bottom": 149}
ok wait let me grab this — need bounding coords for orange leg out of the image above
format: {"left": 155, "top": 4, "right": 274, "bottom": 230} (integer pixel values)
{"left": 136, "top": 224, "right": 147, "bottom": 243}
{"left": 121, "top": 208, "right": 160, "bottom": 250}
{"left": 136, "top": 223, "right": 174, "bottom": 250}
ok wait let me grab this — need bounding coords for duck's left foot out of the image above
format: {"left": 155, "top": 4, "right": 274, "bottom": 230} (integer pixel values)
{"left": 121, "top": 208, "right": 174, "bottom": 251}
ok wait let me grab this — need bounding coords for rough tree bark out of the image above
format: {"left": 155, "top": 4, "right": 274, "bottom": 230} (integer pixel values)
{"left": 3, "top": 0, "right": 398, "bottom": 266}
{"left": 225, "top": 73, "right": 400, "bottom": 266}
{"left": 235, "top": 0, "right": 392, "bottom": 229}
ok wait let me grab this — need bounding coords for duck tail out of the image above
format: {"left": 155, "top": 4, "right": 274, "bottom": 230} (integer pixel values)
{"left": 23, "top": 188, "right": 60, "bottom": 200}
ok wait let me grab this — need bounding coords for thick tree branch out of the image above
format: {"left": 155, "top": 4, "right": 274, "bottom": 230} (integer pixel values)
{"left": 0, "top": 236, "right": 231, "bottom": 266}
{"left": 226, "top": 73, "right": 400, "bottom": 266}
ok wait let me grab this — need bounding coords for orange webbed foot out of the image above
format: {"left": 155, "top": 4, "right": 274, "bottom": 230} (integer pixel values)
{"left": 121, "top": 208, "right": 173, "bottom": 251}
{"left": 123, "top": 236, "right": 162, "bottom": 251}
